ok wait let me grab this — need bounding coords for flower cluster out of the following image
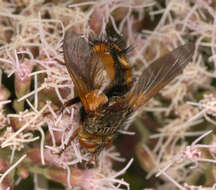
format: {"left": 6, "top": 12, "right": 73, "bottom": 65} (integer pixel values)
{"left": 0, "top": 0, "right": 216, "bottom": 190}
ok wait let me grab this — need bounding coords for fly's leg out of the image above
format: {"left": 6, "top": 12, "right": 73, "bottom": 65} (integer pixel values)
{"left": 60, "top": 96, "right": 81, "bottom": 113}
{"left": 53, "top": 58, "right": 81, "bottom": 154}
{"left": 58, "top": 128, "right": 80, "bottom": 155}
{"left": 55, "top": 58, "right": 65, "bottom": 65}
{"left": 105, "top": 140, "right": 112, "bottom": 148}
{"left": 86, "top": 153, "right": 98, "bottom": 168}
{"left": 41, "top": 97, "right": 80, "bottom": 118}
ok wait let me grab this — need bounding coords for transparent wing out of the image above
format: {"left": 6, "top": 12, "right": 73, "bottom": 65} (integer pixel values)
{"left": 63, "top": 28, "right": 109, "bottom": 110}
{"left": 126, "top": 43, "right": 195, "bottom": 110}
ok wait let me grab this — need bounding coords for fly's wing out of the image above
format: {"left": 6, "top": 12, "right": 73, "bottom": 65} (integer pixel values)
{"left": 63, "top": 29, "right": 108, "bottom": 111}
{"left": 126, "top": 43, "right": 195, "bottom": 110}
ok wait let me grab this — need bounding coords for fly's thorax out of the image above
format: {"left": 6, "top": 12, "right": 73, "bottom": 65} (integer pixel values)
{"left": 78, "top": 126, "right": 113, "bottom": 153}
{"left": 84, "top": 90, "right": 108, "bottom": 112}
{"left": 82, "top": 96, "right": 130, "bottom": 136}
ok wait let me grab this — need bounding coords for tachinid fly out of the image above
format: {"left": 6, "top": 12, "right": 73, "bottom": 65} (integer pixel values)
{"left": 62, "top": 27, "right": 195, "bottom": 160}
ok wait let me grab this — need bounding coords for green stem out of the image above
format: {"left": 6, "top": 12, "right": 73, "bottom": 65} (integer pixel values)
{"left": 134, "top": 118, "right": 150, "bottom": 143}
